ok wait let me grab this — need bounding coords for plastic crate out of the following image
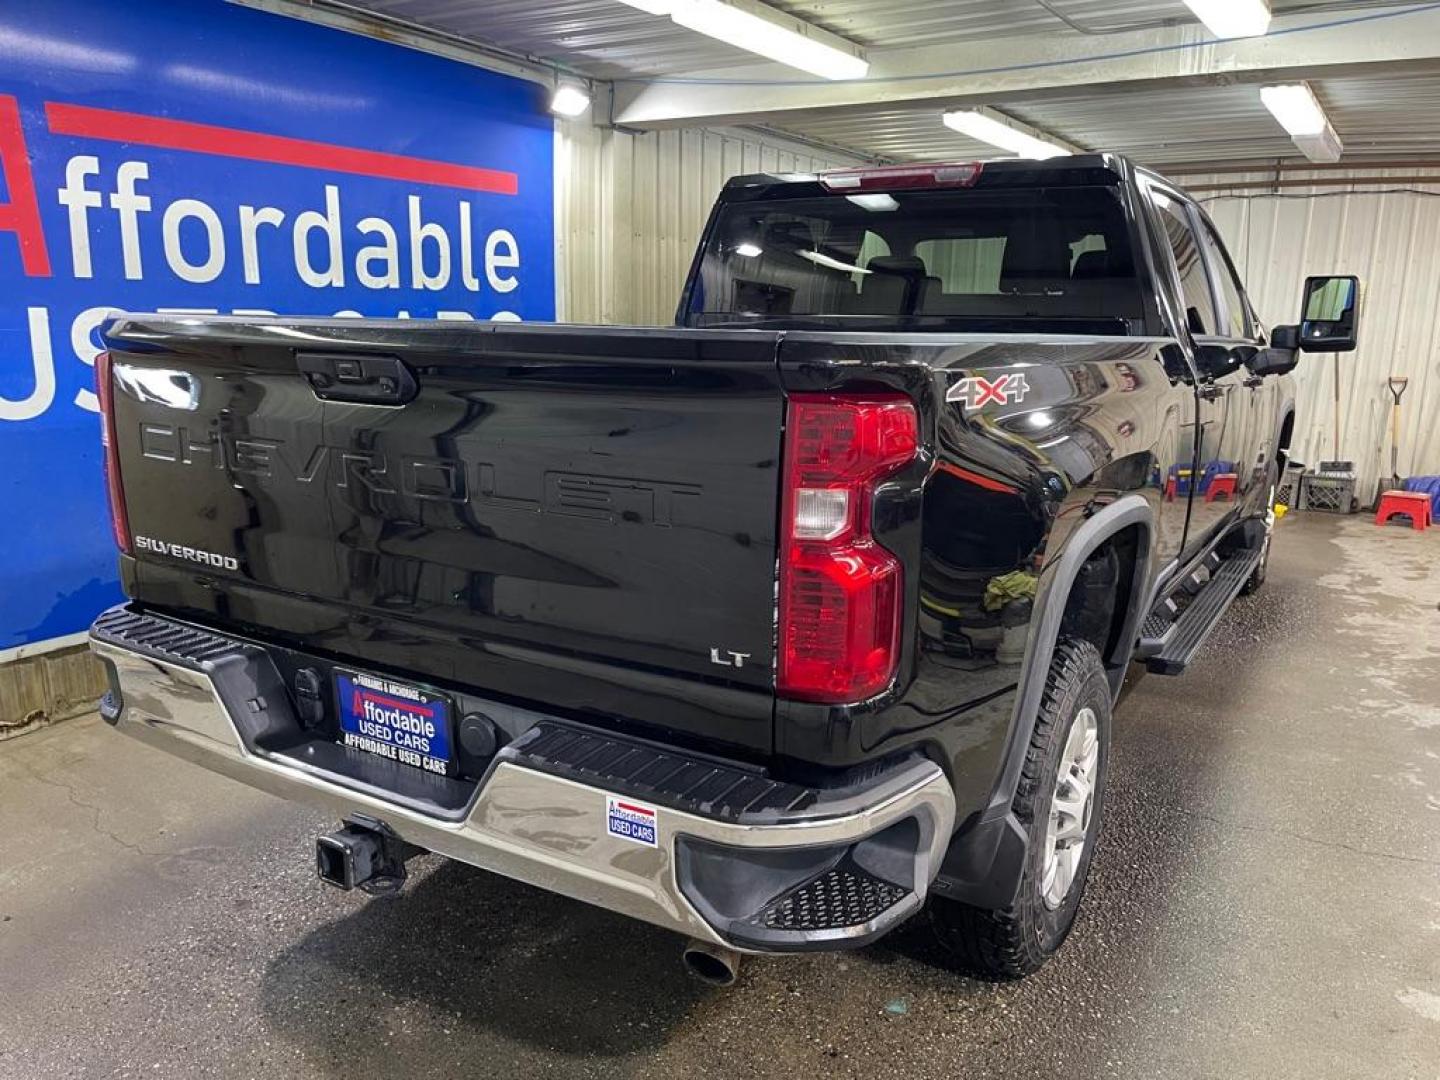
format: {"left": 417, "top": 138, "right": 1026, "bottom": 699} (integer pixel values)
{"left": 1276, "top": 469, "right": 1303, "bottom": 509}
{"left": 1301, "top": 473, "right": 1356, "bottom": 513}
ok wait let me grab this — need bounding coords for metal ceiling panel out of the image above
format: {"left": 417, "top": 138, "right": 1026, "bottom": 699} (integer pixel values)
{"left": 313, "top": 1, "right": 1440, "bottom": 165}
{"left": 340, "top": 0, "right": 1373, "bottom": 78}
{"left": 758, "top": 72, "right": 1440, "bottom": 166}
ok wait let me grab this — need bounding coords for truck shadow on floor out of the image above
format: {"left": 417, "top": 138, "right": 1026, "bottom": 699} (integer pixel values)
{"left": 258, "top": 858, "right": 711, "bottom": 1065}
{"left": 254, "top": 853, "right": 984, "bottom": 1076}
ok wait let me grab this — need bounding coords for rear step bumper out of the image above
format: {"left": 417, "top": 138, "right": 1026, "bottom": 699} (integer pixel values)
{"left": 89, "top": 605, "right": 955, "bottom": 953}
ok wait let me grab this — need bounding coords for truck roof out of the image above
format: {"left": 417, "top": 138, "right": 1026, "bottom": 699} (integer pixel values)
{"left": 720, "top": 152, "right": 1143, "bottom": 199}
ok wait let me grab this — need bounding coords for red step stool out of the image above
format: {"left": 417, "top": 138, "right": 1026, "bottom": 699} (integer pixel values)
{"left": 1204, "top": 473, "right": 1238, "bottom": 503}
{"left": 1375, "top": 490, "right": 1433, "bottom": 530}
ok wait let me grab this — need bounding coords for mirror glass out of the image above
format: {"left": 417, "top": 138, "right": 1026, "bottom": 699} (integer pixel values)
{"left": 1299, "top": 275, "right": 1359, "bottom": 352}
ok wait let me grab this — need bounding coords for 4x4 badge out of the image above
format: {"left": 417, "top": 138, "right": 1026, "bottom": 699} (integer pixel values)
{"left": 947, "top": 373, "right": 1031, "bottom": 410}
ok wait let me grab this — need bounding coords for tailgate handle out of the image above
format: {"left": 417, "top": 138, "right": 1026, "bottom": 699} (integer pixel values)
{"left": 297, "top": 352, "right": 416, "bottom": 405}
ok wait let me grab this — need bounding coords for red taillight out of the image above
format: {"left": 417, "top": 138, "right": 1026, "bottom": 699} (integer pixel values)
{"left": 95, "top": 351, "right": 131, "bottom": 554}
{"left": 818, "top": 162, "right": 982, "bottom": 192}
{"left": 778, "top": 394, "right": 918, "bottom": 704}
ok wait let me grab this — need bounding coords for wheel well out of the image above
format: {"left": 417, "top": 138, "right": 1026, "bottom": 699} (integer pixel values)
{"left": 1277, "top": 410, "right": 1295, "bottom": 469}
{"left": 1058, "top": 524, "right": 1144, "bottom": 674}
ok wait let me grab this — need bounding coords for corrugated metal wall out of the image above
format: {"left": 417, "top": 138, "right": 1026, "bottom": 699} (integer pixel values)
{"left": 554, "top": 118, "right": 859, "bottom": 325}
{"left": 1192, "top": 168, "right": 1440, "bottom": 502}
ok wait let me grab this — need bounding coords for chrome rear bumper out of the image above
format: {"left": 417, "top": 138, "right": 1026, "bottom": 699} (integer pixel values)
{"left": 90, "top": 606, "right": 955, "bottom": 952}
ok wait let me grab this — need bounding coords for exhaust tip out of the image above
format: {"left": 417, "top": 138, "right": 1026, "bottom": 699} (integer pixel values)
{"left": 682, "top": 940, "right": 741, "bottom": 987}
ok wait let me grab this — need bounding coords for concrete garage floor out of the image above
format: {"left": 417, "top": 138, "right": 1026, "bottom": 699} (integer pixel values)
{"left": 1, "top": 514, "right": 1437, "bottom": 1080}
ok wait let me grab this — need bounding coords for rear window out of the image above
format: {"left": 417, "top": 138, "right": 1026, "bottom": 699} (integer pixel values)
{"left": 685, "top": 185, "right": 1144, "bottom": 332}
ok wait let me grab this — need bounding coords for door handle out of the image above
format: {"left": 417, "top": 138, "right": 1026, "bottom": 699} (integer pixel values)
{"left": 298, "top": 352, "right": 417, "bottom": 405}
{"left": 1198, "top": 385, "right": 1225, "bottom": 401}
{"left": 1243, "top": 375, "right": 1264, "bottom": 389}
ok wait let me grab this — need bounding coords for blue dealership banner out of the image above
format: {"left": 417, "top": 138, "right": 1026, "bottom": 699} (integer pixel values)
{"left": 0, "top": 0, "right": 556, "bottom": 651}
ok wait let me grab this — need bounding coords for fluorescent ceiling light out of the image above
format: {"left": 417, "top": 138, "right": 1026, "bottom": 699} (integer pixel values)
{"left": 1181, "top": 0, "right": 1271, "bottom": 39}
{"left": 734, "top": 242, "right": 763, "bottom": 257}
{"left": 1260, "top": 83, "right": 1327, "bottom": 136}
{"left": 614, "top": 0, "right": 675, "bottom": 13}
{"left": 672, "top": 0, "right": 868, "bottom": 80}
{"left": 846, "top": 193, "right": 899, "bottom": 212}
{"left": 941, "top": 109, "right": 1071, "bottom": 159}
{"left": 618, "top": 0, "right": 868, "bottom": 81}
{"left": 799, "top": 250, "right": 871, "bottom": 275}
{"left": 1261, "top": 83, "right": 1343, "bottom": 162}
{"left": 549, "top": 82, "right": 592, "bottom": 117}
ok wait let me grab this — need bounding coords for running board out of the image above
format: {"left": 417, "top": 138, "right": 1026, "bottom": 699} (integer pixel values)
{"left": 1139, "top": 548, "right": 1262, "bottom": 676}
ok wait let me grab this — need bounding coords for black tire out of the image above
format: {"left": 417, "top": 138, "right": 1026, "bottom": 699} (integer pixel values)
{"left": 929, "top": 639, "right": 1111, "bottom": 979}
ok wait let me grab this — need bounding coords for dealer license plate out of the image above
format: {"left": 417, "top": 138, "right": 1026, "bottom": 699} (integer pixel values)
{"left": 335, "top": 669, "right": 453, "bottom": 776}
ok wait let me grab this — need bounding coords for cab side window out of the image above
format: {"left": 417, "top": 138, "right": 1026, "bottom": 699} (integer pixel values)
{"left": 1152, "top": 191, "right": 1216, "bottom": 336}
{"left": 1197, "top": 217, "right": 1252, "bottom": 339}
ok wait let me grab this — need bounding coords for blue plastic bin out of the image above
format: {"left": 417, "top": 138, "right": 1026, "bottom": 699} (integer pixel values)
{"left": 1403, "top": 476, "right": 1440, "bottom": 520}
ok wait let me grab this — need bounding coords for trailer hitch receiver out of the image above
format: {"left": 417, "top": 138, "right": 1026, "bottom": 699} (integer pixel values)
{"left": 316, "top": 815, "right": 421, "bottom": 896}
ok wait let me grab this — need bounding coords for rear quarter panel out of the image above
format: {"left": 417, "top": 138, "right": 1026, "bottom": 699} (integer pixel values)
{"left": 775, "top": 332, "right": 1193, "bottom": 824}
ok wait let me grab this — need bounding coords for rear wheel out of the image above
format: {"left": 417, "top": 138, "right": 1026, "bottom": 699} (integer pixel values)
{"left": 930, "top": 639, "right": 1111, "bottom": 979}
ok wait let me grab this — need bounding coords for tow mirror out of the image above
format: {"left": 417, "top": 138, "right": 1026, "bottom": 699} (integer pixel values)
{"left": 1247, "top": 346, "right": 1298, "bottom": 378}
{"left": 1194, "top": 342, "right": 1245, "bottom": 379}
{"left": 1246, "top": 324, "right": 1300, "bottom": 377}
{"left": 1298, "top": 275, "right": 1360, "bottom": 352}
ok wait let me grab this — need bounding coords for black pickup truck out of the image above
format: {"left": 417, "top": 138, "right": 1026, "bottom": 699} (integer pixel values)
{"left": 89, "top": 154, "right": 1359, "bottom": 982}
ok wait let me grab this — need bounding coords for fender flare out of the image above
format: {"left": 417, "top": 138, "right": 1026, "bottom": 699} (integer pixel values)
{"left": 990, "top": 492, "right": 1154, "bottom": 815}
{"left": 1277, "top": 406, "right": 1297, "bottom": 460}
{"left": 932, "top": 493, "right": 1155, "bottom": 909}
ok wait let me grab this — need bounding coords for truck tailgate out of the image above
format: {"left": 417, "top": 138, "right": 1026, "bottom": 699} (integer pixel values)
{"left": 102, "top": 317, "right": 785, "bottom": 753}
